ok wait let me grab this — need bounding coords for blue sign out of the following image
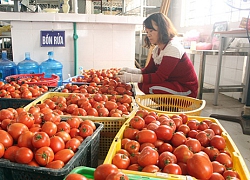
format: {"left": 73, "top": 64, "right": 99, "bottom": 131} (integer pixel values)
{"left": 40, "top": 31, "right": 65, "bottom": 47}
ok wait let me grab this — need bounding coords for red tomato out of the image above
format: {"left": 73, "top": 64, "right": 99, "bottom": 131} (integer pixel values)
{"left": 209, "top": 172, "right": 225, "bottom": 180}
{"left": 15, "top": 147, "right": 33, "bottom": 164}
{"left": 7, "top": 123, "right": 29, "bottom": 142}
{"left": 57, "top": 121, "right": 71, "bottom": 133}
{"left": 65, "top": 173, "right": 88, "bottom": 180}
{"left": 196, "top": 131, "right": 210, "bottom": 147}
{"left": 0, "top": 130, "right": 13, "bottom": 148}
{"left": 66, "top": 117, "right": 81, "bottom": 129}
{"left": 179, "top": 113, "right": 188, "bottom": 124}
{"left": 124, "top": 140, "right": 140, "bottom": 154}
{"left": 123, "top": 127, "right": 139, "bottom": 140}
{"left": 94, "top": 164, "right": 119, "bottom": 180}
{"left": 187, "top": 119, "right": 199, "bottom": 130}
{"left": 203, "top": 146, "right": 220, "bottom": 161}
{"left": 185, "top": 138, "right": 202, "bottom": 153}
{"left": 141, "top": 165, "right": 160, "bottom": 173}
{"left": 137, "top": 146, "right": 159, "bottom": 167}
{"left": 0, "top": 109, "right": 14, "bottom": 121}
{"left": 135, "top": 109, "right": 149, "bottom": 118}
{"left": 65, "top": 138, "right": 81, "bottom": 152}
{"left": 158, "top": 151, "right": 177, "bottom": 169}
{"left": 162, "top": 163, "right": 182, "bottom": 175}
{"left": 55, "top": 131, "right": 71, "bottom": 143}
{"left": 34, "top": 147, "right": 53, "bottom": 166}
{"left": 80, "top": 120, "right": 96, "bottom": 131}
{"left": 171, "top": 131, "right": 187, "bottom": 147}
{"left": 173, "top": 144, "right": 193, "bottom": 163}
{"left": 129, "top": 116, "right": 145, "bottom": 130}
{"left": 187, "top": 152, "right": 213, "bottom": 179}
{"left": 0, "top": 143, "right": 5, "bottom": 158}
{"left": 177, "top": 124, "right": 190, "bottom": 136}
{"left": 3, "top": 145, "right": 19, "bottom": 162}
{"left": 223, "top": 169, "right": 241, "bottom": 179}
{"left": 79, "top": 124, "right": 93, "bottom": 138}
{"left": 211, "top": 161, "right": 226, "bottom": 174}
{"left": 105, "top": 101, "right": 118, "bottom": 111}
{"left": 158, "top": 142, "right": 173, "bottom": 154}
{"left": 127, "top": 164, "right": 142, "bottom": 171}
{"left": 144, "top": 115, "right": 157, "bottom": 125}
{"left": 49, "top": 136, "right": 65, "bottom": 153}
{"left": 210, "top": 135, "right": 226, "bottom": 150}
{"left": 215, "top": 153, "right": 233, "bottom": 168}
{"left": 54, "top": 149, "right": 74, "bottom": 164}
{"left": 197, "top": 121, "right": 209, "bottom": 131}
{"left": 17, "top": 131, "right": 34, "bottom": 149}
{"left": 32, "top": 131, "right": 50, "bottom": 148}
{"left": 121, "top": 138, "right": 131, "bottom": 149}
{"left": 106, "top": 172, "right": 129, "bottom": 180}
{"left": 136, "top": 129, "right": 157, "bottom": 144}
{"left": 139, "top": 142, "right": 155, "bottom": 151}
{"left": 87, "top": 107, "right": 99, "bottom": 116}
{"left": 209, "top": 123, "right": 222, "bottom": 135}
{"left": 155, "top": 125, "right": 173, "bottom": 141}
{"left": 116, "top": 149, "right": 130, "bottom": 157}
{"left": 112, "top": 153, "right": 130, "bottom": 169}
{"left": 41, "top": 121, "right": 57, "bottom": 137}
{"left": 46, "top": 160, "right": 65, "bottom": 169}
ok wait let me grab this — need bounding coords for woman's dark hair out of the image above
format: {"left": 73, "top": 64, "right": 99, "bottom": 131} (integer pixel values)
{"left": 143, "top": 13, "right": 177, "bottom": 48}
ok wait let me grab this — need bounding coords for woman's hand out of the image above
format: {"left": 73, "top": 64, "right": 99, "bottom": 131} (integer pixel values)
{"left": 117, "top": 72, "right": 142, "bottom": 83}
{"left": 120, "top": 67, "right": 142, "bottom": 74}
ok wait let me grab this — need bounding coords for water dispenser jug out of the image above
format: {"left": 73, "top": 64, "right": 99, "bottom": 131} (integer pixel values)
{"left": 17, "top": 52, "right": 39, "bottom": 74}
{"left": 0, "top": 51, "right": 17, "bottom": 82}
{"left": 39, "top": 51, "right": 63, "bottom": 86}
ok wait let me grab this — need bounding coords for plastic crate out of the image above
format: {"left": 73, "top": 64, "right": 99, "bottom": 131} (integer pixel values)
{"left": 135, "top": 94, "right": 206, "bottom": 116}
{"left": 104, "top": 115, "right": 250, "bottom": 180}
{"left": 5, "top": 73, "right": 59, "bottom": 87}
{"left": 64, "top": 166, "right": 169, "bottom": 180}
{"left": 0, "top": 87, "right": 58, "bottom": 110}
{"left": 23, "top": 92, "right": 137, "bottom": 159}
{"left": 0, "top": 122, "right": 103, "bottom": 180}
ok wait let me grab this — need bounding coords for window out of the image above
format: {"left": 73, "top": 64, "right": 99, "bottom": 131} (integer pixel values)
{"left": 181, "top": 0, "right": 250, "bottom": 27}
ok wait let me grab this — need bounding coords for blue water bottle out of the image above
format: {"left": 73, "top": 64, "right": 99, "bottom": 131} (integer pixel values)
{"left": 0, "top": 50, "right": 17, "bottom": 82}
{"left": 39, "top": 51, "right": 63, "bottom": 86}
{"left": 17, "top": 52, "right": 40, "bottom": 74}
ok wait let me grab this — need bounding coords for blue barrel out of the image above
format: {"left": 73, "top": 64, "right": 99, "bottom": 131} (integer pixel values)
{"left": 0, "top": 51, "right": 17, "bottom": 82}
{"left": 39, "top": 51, "right": 63, "bottom": 86}
{"left": 17, "top": 52, "right": 40, "bottom": 74}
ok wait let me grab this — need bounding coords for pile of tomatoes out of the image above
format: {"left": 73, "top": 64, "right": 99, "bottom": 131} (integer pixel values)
{"left": 109, "top": 110, "right": 241, "bottom": 180}
{"left": 25, "top": 93, "right": 133, "bottom": 117}
{"left": 61, "top": 77, "right": 133, "bottom": 96}
{"left": 72, "top": 68, "right": 120, "bottom": 84}
{"left": 0, "top": 81, "right": 49, "bottom": 99}
{"left": 0, "top": 107, "right": 97, "bottom": 169}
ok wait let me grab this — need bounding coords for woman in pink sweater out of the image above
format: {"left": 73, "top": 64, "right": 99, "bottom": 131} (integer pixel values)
{"left": 118, "top": 13, "right": 198, "bottom": 98}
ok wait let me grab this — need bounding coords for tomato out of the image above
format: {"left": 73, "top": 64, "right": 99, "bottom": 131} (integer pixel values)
{"left": 0, "top": 129, "right": 13, "bottom": 148}
{"left": 65, "top": 138, "right": 81, "bottom": 152}
{"left": 155, "top": 125, "right": 173, "bottom": 141}
{"left": 57, "top": 121, "right": 71, "bottom": 133}
{"left": 209, "top": 123, "right": 222, "bottom": 135}
{"left": 28, "top": 160, "right": 39, "bottom": 167}
{"left": 127, "top": 163, "right": 142, "bottom": 171}
{"left": 135, "top": 109, "right": 149, "bottom": 118}
{"left": 46, "top": 160, "right": 65, "bottom": 169}
{"left": 79, "top": 124, "right": 93, "bottom": 138}
{"left": 179, "top": 113, "right": 188, "bottom": 124}
{"left": 55, "top": 131, "right": 71, "bottom": 143}
{"left": 137, "top": 146, "right": 159, "bottom": 167}
{"left": 112, "top": 153, "right": 130, "bottom": 169}
{"left": 158, "top": 151, "right": 177, "bottom": 169}
{"left": 41, "top": 121, "right": 57, "bottom": 137}
{"left": 139, "top": 142, "right": 155, "bottom": 151}
{"left": 171, "top": 132, "right": 187, "bottom": 147}
{"left": 197, "top": 121, "right": 209, "bottom": 131}
{"left": 209, "top": 172, "right": 225, "bottom": 180}
{"left": 123, "top": 127, "right": 139, "bottom": 140}
{"left": 97, "top": 107, "right": 109, "bottom": 117}
{"left": 50, "top": 136, "right": 65, "bottom": 153}
{"left": 185, "top": 138, "right": 201, "bottom": 153}
{"left": 204, "top": 128, "right": 215, "bottom": 140}
{"left": 65, "top": 173, "right": 88, "bottom": 180}
{"left": 15, "top": 147, "right": 33, "bottom": 164}
{"left": 172, "top": 117, "right": 183, "bottom": 129}
{"left": 187, "top": 129, "right": 199, "bottom": 138}
{"left": 210, "top": 135, "right": 226, "bottom": 150}
{"left": 35, "top": 146, "right": 54, "bottom": 166}
{"left": 136, "top": 129, "right": 157, "bottom": 144}
{"left": 17, "top": 131, "right": 34, "bottom": 149}
{"left": 7, "top": 123, "right": 29, "bottom": 142}
{"left": 80, "top": 120, "right": 96, "bottom": 131}
{"left": 141, "top": 165, "right": 160, "bottom": 173}
{"left": 0, "top": 143, "right": 5, "bottom": 158}
{"left": 66, "top": 117, "right": 81, "bottom": 129}
{"left": 195, "top": 131, "right": 210, "bottom": 147}
{"left": 143, "top": 114, "right": 157, "bottom": 125}
{"left": 173, "top": 144, "right": 193, "bottom": 163}
{"left": 203, "top": 146, "right": 220, "bottom": 161}
{"left": 177, "top": 162, "right": 188, "bottom": 175}
{"left": 160, "top": 118, "right": 176, "bottom": 132}
{"left": 215, "top": 153, "right": 233, "bottom": 168}
{"left": 106, "top": 172, "right": 129, "bottom": 180}
{"left": 187, "top": 119, "right": 199, "bottom": 130}
{"left": 3, "top": 145, "right": 19, "bottom": 162}
{"left": 94, "top": 164, "right": 119, "bottom": 180}
{"left": 177, "top": 124, "right": 190, "bottom": 136}
{"left": 116, "top": 149, "right": 130, "bottom": 157}
{"left": 158, "top": 142, "right": 173, "bottom": 154}
{"left": 87, "top": 107, "right": 99, "bottom": 116}
{"left": 54, "top": 149, "right": 74, "bottom": 164}
{"left": 146, "top": 122, "right": 159, "bottom": 132}
{"left": 0, "top": 109, "right": 14, "bottom": 121}
{"left": 187, "top": 152, "right": 213, "bottom": 179}
{"left": 121, "top": 138, "right": 131, "bottom": 149}
{"left": 124, "top": 140, "right": 140, "bottom": 154}
{"left": 223, "top": 169, "right": 241, "bottom": 179}
{"left": 32, "top": 132, "right": 50, "bottom": 148}
{"left": 162, "top": 163, "right": 182, "bottom": 175}
{"left": 105, "top": 101, "right": 118, "bottom": 111}
{"left": 129, "top": 116, "right": 145, "bottom": 130}
{"left": 211, "top": 161, "right": 226, "bottom": 174}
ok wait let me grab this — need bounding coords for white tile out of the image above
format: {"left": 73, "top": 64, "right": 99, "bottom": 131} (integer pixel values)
{"left": 113, "top": 60, "right": 135, "bottom": 68}
{"left": 77, "top": 23, "right": 94, "bottom": 30}
{"left": 113, "top": 24, "right": 135, "bottom": 31}
{"left": 12, "top": 21, "right": 32, "bottom": 30}
{"left": 93, "top": 23, "right": 112, "bottom": 30}
{"left": 31, "top": 22, "right": 53, "bottom": 30}
{"left": 223, "top": 56, "right": 237, "bottom": 68}
{"left": 93, "top": 60, "right": 113, "bottom": 69}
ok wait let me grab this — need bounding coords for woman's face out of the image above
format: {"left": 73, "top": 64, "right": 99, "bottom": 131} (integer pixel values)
{"left": 145, "top": 20, "right": 159, "bottom": 45}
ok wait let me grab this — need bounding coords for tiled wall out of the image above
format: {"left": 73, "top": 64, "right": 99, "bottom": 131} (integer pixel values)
{"left": 11, "top": 20, "right": 136, "bottom": 80}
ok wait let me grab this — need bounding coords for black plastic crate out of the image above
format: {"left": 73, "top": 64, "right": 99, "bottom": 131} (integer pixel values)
{"left": 0, "top": 123, "right": 103, "bottom": 180}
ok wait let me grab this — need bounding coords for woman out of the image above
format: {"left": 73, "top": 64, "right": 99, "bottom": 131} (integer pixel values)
{"left": 118, "top": 13, "right": 198, "bottom": 98}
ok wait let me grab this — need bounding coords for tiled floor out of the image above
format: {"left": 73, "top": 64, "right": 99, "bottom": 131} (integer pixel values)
{"left": 200, "top": 93, "right": 250, "bottom": 172}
